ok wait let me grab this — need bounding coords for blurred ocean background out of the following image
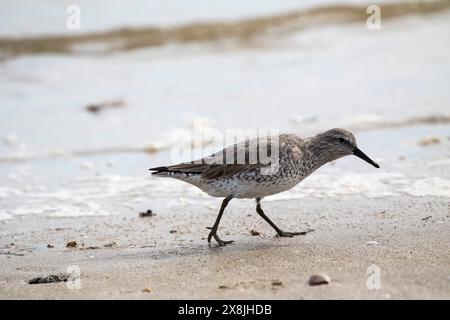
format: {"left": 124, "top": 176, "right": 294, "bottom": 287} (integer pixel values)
{"left": 0, "top": 0, "right": 449, "bottom": 220}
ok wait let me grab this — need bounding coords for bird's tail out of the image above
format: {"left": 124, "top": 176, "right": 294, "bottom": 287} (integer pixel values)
{"left": 149, "top": 164, "right": 206, "bottom": 178}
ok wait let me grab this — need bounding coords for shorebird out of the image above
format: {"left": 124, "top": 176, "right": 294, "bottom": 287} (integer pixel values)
{"left": 150, "top": 128, "right": 379, "bottom": 246}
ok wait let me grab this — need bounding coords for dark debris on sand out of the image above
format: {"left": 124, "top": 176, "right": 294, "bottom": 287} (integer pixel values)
{"left": 28, "top": 274, "right": 69, "bottom": 285}
{"left": 66, "top": 241, "right": 77, "bottom": 248}
{"left": 271, "top": 280, "right": 283, "bottom": 286}
{"left": 139, "top": 209, "right": 155, "bottom": 218}
{"left": 103, "top": 242, "right": 117, "bottom": 248}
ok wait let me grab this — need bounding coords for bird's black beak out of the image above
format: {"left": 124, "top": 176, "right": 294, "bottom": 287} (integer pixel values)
{"left": 353, "top": 147, "right": 380, "bottom": 168}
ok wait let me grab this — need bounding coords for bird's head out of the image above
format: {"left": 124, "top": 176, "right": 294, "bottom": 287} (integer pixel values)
{"left": 314, "top": 128, "right": 380, "bottom": 168}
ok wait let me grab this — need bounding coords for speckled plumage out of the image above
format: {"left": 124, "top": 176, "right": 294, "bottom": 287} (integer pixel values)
{"left": 150, "top": 128, "right": 379, "bottom": 246}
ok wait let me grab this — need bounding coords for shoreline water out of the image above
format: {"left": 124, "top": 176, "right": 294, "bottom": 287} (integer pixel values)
{"left": 1, "top": 123, "right": 449, "bottom": 221}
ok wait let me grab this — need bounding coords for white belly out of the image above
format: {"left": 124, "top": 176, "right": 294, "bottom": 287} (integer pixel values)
{"left": 197, "top": 176, "right": 300, "bottom": 199}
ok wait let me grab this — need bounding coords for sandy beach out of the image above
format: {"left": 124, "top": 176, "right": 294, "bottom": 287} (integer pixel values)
{"left": 1, "top": 195, "right": 449, "bottom": 299}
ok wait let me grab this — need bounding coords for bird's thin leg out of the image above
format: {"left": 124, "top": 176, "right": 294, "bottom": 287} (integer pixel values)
{"left": 207, "top": 196, "right": 233, "bottom": 246}
{"left": 255, "top": 198, "right": 314, "bottom": 237}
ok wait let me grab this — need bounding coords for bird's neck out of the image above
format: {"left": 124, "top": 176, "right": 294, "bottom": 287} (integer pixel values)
{"left": 303, "top": 136, "right": 337, "bottom": 170}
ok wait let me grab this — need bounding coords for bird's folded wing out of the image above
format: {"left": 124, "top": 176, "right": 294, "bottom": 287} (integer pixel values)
{"left": 164, "top": 162, "right": 261, "bottom": 180}
{"left": 201, "top": 164, "right": 260, "bottom": 180}
{"left": 160, "top": 136, "right": 274, "bottom": 179}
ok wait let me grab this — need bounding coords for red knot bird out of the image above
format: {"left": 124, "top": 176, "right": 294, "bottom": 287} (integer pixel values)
{"left": 150, "top": 128, "right": 379, "bottom": 246}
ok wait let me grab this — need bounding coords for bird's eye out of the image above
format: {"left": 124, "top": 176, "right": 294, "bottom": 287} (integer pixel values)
{"left": 338, "top": 137, "right": 346, "bottom": 143}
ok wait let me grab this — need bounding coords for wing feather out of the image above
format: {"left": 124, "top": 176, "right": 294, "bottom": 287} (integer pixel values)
{"left": 150, "top": 135, "right": 278, "bottom": 180}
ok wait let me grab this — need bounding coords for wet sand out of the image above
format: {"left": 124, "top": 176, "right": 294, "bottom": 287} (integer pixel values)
{"left": 1, "top": 195, "right": 449, "bottom": 299}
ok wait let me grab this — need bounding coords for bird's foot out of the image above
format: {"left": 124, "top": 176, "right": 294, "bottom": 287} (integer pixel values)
{"left": 207, "top": 227, "right": 234, "bottom": 246}
{"left": 277, "top": 229, "right": 315, "bottom": 237}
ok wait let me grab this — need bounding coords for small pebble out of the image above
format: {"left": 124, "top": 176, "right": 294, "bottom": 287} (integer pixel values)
{"left": 169, "top": 230, "right": 177, "bottom": 234}
{"left": 366, "top": 241, "right": 379, "bottom": 246}
{"left": 139, "top": 210, "right": 154, "bottom": 218}
{"left": 142, "top": 288, "right": 151, "bottom": 293}
{"left": 271, "top": 280, "right": 283, "bottom": 286}
{"left": 250, "top": 229, "right": 260, "bottom": 236}
{"left": 103, "top": 242, "right": 116, "bottom": 248}
{"left": 86, "top": 105, "right": 101, "bottom": 113}
{"left": 308, "top": 274, "right": 331, "bottom": 286}
{"left": 47, "top": 244, "right": 54, "bottom": 248}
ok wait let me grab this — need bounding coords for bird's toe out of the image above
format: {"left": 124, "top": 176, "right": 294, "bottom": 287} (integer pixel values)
{"left": 277, "top": 229, "right": 314, "bottom": 237}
